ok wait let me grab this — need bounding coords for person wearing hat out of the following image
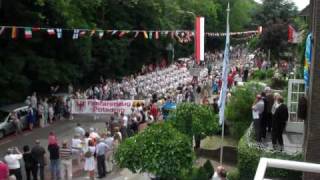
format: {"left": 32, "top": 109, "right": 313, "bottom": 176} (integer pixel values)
{"left": 252, "top": 94, "right": 265, "bottom": 142}
{"left": 4, "top": 147, "right": 22, "bottom": 180}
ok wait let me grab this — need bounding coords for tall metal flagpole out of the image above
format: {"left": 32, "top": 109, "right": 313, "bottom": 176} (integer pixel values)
{"left": 219, "top": 2, "right": 230, "bottom": 165}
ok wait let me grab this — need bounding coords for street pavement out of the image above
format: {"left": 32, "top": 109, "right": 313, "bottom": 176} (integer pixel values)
{"left": 0, "top": 115, "right": 148, "bottom": 180}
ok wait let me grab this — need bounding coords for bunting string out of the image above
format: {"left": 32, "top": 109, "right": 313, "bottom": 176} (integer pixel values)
{"left": 0, "top": 25, "right": 260, "bottom": 41}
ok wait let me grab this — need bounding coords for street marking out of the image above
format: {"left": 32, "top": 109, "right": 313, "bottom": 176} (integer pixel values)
{"left": 23, "top": 132, "right": 32, "bottom": 136}
{"left": 0, "top": 139, "right": 12, "bottom": 146}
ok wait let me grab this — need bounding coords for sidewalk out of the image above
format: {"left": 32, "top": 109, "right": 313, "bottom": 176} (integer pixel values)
{"left": 72, "top": 167, "right": 149, "bottom": 180}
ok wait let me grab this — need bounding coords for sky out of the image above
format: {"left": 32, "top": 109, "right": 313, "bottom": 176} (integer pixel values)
{"left": 254, "top": 0, "right": 309, "bottom": 10}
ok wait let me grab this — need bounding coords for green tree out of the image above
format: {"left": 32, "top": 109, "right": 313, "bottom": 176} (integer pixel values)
{"left": 115, "top": 123, "right": 193, "bottom": 179}
{"left": 169, "top": 103, "right": 220, "bottom": 148}
{"left": 225, "top": 82, "right": 264, "bottom": 139}
{"left": 251, "top": 0, "right": 298, "bottom": 61}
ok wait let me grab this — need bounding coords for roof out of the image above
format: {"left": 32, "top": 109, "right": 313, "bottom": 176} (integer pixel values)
{"left": 0, "top": 103, "right": 28, "bottom": 112}
{"left": 299, "top": 5, "right": 310, "bottom": 17}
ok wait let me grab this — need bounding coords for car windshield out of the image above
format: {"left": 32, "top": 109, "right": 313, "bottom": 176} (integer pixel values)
{"left": 0, "top": 111, "right": 9, "bottom": 123}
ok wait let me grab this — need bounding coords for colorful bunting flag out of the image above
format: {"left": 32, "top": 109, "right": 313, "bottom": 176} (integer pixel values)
{"left": 73, "top": 29, "right": 80, "bottom": 39}
{"left": 155, "top": 31, "right": 159, "bottom": 39}
{"left": 111, "top": 30, "right": 118, "bottom": 35}
{"left": 79, "top": 30, "right": 86, "bottom": 37}
{"left": 56, "top": 28, "right": 62, "bottom": 39}
{"left": 24, "top": 27, "right": 32, "bottom": 39}
{"left": 90, "top": 29, "right": 96, "bottom": 37}
{"left": 119, "top": 31, "right": 128, "bottom": 37}
{"left": 47, "top": 29, "right": 55, "bottom": 36}
{"left": 11, "top": 26, "right": 17, "bottom": 39}
{"left": 148, "top": 31, "right": 153, "bottom": 39}
{"left": 0, "top": 27, "right": 5, "bottom": 35}
{"left": 143, "top": 31, "right": 148, "bottom": 39}
{"left": 98, "top": 30, "right": 104, "bottom": 39}
{"left": 170, "top": 31, "right": 175, "bottom": 39}
{"left": 32, "top": 27, "right": 41, "bottom": 32}
{"left": 134, "top": 31, "right": 139, "bottom": 38}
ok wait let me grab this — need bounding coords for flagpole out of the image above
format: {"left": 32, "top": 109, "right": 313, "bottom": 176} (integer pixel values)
{"left": 219, "top": 2, "right": 230, "bottom": 165}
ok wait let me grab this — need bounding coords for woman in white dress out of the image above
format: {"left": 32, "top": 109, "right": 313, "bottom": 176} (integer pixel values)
{"left": 84, "top": 140, "right": 96, "bottom": 180}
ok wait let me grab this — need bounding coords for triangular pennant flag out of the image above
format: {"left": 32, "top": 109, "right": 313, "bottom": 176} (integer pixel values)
{"left": 118, "top": 31, "right": 127, "bottom": 37}
{"left": 148, "top": 31, "right": 153, "bottom": 39}
{"left": 134, "top": 31, "right": 139, "bottom": 38}
{"left": 24, "top": 27, "right": 32, "bottom": 39}
{"left": 79, "top": 30, "right": 86, "bottom": 37}
{"left": 0, "top": 27, "right": 5, "bottom": 35}
{"left": 32, "top": 27, "right": 41, "bottom": 32}
{"left": 90, "top": 29, "right": 96, "bottom": 37}
{"left": 98, "top": 30, "right": 104, "bottom": 39}
{"left": 56, "top": 28, "right": 62, "bottom": 39}
{"left": 11, "top": 26, "right": 17, "bottom": 39}
{"left": 73, "top": 29, "right": 80, "bottom": 39}
{"left": 111, "top": 30, "right": 118, "bottom": 35}
{"left": 170, "top": 31, "right": 175, "bottom": 39}
{"left": 155, "top": 31, "right": 159, "bottom": 39}
{"left": 143, "top": 31, "right": 148, "bottom": 39}
{"left": 47, "top": 29, "right": 55, "bottom": 36}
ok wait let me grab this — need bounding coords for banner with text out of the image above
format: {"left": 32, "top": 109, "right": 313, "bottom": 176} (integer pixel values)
{"left": 71, "top": 99, "right": 144, "bottom": 114}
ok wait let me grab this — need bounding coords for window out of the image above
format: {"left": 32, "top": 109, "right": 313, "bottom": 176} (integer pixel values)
{"left": 0, "top": 111, "right": 9, "bottom": 123}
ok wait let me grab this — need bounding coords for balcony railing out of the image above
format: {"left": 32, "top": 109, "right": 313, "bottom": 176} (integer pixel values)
{"left": 254, "top": 157, "right": 320, "bottom": 180}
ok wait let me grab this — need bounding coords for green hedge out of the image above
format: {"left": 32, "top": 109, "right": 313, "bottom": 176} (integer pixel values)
{"left": 238, "top": 125, "right": 303, "bottom": 180}
{"left": 252, "top": 69, "right": 274, "bottom": 80}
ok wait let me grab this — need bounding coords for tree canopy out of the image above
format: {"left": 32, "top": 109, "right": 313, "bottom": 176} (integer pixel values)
{"left": 115, "top": 123, "right": 193, "bottom": 179}
{"left": 0, "top": 0, "right": 258, "bottom": 104}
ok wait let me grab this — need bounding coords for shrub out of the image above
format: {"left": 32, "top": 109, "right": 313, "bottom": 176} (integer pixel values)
{"left": 237, "top": 125, "right": 303, "bottom": 180}
{"left": 252, "top": 69, "right": 275, "bottom": 81}
{"left": 203, "top": 160, "right": 214, "bottom": 179}
{"left": 270, "top": 77, "right": 287, "bottom": 90}
{"left": 115, "top": 123, "right": 194, "bottom": 179}
{"left": 227, "top": 168, "right": 240, "bottom": 180}
{"left": 226, "top": 82, "right": 264, "bottom": 139}
{"left": 169, "top": 103, "right": 220, "bottom": 147}
{"left": 178, "top": 161, "right": 214, "bottom": 180}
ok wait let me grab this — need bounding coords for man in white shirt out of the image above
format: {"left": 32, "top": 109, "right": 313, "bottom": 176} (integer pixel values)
{"left": 74, "top": 123, "right": 85, "bottom": 138}
{"left": 4, "top": 147, "right": 22, "bottom": 180}
{"left": 71, "top": 134, "right": 82, "bottom": 165}
{"left": 252, "top": 94, "right": 265, "bottom": 142}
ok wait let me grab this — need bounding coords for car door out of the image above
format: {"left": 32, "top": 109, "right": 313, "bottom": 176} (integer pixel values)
{"left": 18, "top": 108, "right": 29, "bottom": 129}
{"left": 6, "top": 113, "right": 14, "bottom": 134}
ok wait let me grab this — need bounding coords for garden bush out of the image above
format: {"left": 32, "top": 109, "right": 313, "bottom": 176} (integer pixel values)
{"left": 237, "top": 125, "right": 303, "bottom": 180}
{"left": 227, "top": 168, "right": 240, "bottom": 180}
{"left": 115, "top": 123, "right": 194, "bottom": 179}
{"left": 178, "top": 161, "right": 214, "bottom": 180}
{"left": 226, "top": 82, "right": 264, "bottom": 139}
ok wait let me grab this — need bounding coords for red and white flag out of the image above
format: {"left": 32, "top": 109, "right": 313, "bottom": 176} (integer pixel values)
{"left": 288, "top": 25, "right": 302, "bottom": 43}
{"left": 195, "top": 17, "right": 205, "bottom": 64}
{"left": 47, "top": 29, "right": 55, "bottom": 36}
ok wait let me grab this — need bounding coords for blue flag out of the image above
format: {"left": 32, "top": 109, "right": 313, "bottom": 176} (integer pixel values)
{"left": 218, "top": 4, "right": 230, "bottom": 125}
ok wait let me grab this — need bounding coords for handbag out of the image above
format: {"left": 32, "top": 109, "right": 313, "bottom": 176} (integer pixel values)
{"left": 84, "top": 150, "right": 92, "bottom": 158}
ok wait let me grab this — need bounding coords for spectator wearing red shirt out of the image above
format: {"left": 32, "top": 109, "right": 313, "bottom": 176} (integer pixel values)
{"left": 150, "top": 103, "right": 158, "bottom": 121}
{"left": 227, "top": 74, "right": 234, "bottom": 89}
{"left": 0, "top": 160, "right": 9, "bottom": 180}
